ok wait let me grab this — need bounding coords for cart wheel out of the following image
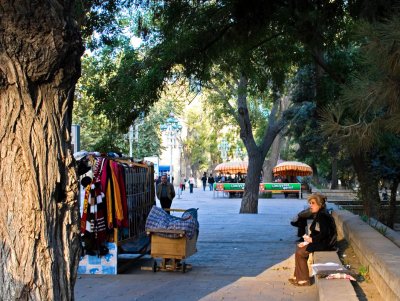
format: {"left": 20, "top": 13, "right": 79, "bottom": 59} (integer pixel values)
{"left": 152, "top": 260, "right": 158, "bottom": 272}
{"left": 182, "top": 262, "right": 187, "bottom": 273}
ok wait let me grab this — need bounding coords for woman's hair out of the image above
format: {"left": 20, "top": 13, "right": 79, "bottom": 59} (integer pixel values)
{"left": 307, "top": 193, "right": 327, "bottom": 210}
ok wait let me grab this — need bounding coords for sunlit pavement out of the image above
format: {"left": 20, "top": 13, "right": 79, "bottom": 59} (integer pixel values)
{"left": 75, "top": 187, "right": 317, "bottom": 301}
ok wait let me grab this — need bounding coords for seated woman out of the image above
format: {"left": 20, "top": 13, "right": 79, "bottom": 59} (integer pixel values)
{"left": 289, "top": 193, "right": 337, "bottom": 286}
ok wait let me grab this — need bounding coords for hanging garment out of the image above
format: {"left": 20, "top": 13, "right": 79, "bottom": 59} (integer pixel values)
{"left": 81, "top": 182, "right": 109, "bottom": 256}
{"left": 110, "top": 161, "right": 124, "bottom": 227}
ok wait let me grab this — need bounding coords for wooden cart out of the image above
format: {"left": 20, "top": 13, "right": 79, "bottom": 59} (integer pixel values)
{"left": 143, "top": 208, "right": 198, "bottom": 273}
{"left": 145, "top": 228, "right": 197, "bottom": 273}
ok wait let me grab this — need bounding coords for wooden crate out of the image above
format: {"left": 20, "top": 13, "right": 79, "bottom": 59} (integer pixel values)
{"left": 150, "top": 231, "right": 197, "bottom": 260}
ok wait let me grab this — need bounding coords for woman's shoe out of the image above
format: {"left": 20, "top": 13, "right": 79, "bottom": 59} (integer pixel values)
{"left": 295, "top": 280, "right": 310, "bottom": 286}
{"left": 288, "top": 278, "right": 297, "bottom": 285}
{"left": 288, "top": 278, "right": 310, "bottom": 286}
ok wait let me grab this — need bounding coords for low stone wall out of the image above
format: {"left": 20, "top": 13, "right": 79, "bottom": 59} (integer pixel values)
{"left": 333, "top": 210, "right": 400, "bottom": 301}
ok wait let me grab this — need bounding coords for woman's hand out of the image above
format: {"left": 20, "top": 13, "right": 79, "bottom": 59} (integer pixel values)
{"left": 302, "top": 234, "right": 313, "bottom": 243}
{"left": 298, "top": 242, "right": 309, "bottom": 248}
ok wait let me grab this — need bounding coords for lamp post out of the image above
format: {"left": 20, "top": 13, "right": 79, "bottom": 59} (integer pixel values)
{"left": 234, "top": 145, "right": 244, "bottom": 161}
{"left": 128, "top": 125, "right": 134, "bottom": 157}
{"left": 177, "top": 143, "right": 183, "bottom": 198}
{"left": 218, "top": 138, "right": 230, "bottom": 162}
{"left": 160, "top": 112, "right": 182, "bottom": 183}
{"left": 128, "top": 113, "right": 144, "bottom": 158}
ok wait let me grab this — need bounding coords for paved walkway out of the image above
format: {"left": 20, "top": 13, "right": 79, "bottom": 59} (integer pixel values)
{"left": 75, "top": 188, "right": 317, "bottom": 301}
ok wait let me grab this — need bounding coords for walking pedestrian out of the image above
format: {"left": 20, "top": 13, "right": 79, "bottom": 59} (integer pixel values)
{"left": 180, "top": 178, "right": 186, "bottom": 191}
{"left": 208, "top": 174, "right": 215, "bottom": 191}
{"left": 156, "top": 174, "right": 176, "bottom": 214}
{"left": 201, "top": 172, "right": 207, "bottom": 191}
{"left": 189, "top": 175, "right": 195, "bottom": 193}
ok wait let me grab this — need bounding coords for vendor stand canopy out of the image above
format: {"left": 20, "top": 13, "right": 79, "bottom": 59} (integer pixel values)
{"left": 273, "top": 161, "right": 313, "bottom": 177}
{"left": 214, "top": 161, "right": 248, "bottom": 174}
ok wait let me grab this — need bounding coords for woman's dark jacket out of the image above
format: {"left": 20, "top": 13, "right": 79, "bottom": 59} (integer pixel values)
{"left": 307, "top": 210, "right": 337, "bottom": 252}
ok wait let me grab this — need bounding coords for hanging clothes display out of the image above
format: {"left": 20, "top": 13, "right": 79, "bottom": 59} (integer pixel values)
{"left": 77, "top": 153, "right": 154, "bottom": 259}
{"left": 80, "top": 182, "right": 108, "bottom": 256}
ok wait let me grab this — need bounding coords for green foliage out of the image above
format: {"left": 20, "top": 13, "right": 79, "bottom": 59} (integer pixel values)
{"left": 74, "top": 56, "right": 129, "bottom": 153}
{"left": 74, "top": 49, "right": 168, "bottom": 155}
{"left": 360, "top": 214, "right": 369, "bottom": 223}
{"left": 358, "top": 265, "right": 370, "bottom": 281}
{"left": 184, "top": 110, "right": 212, "bottom": 173}
{"left": 374, "top": 225, "right": 388, "bottom": 236}
{"left": 83, "top": 43, "right": 168, "bottom": 131}
{"left": 75, "top": 0, "right": 143, "bottom": 49}
{"left": 320, "top": 16, "right": 400, "bottom": 152}
{"left": 370, "top": 134, "right": 400, "bottom": 184}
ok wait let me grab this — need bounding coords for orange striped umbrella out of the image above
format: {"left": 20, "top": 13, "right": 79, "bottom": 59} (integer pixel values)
{"left": 214, "top": 161, "right": 248, "bottom": 174}
{"left": 273, "top": 161, "right": 313, "bottom": 177}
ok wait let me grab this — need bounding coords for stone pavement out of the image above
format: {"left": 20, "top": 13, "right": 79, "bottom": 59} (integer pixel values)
{"left": 75, "top": 187, "right": 318, "bottom": 301}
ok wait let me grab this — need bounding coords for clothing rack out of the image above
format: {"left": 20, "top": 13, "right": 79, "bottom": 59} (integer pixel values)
{"left": 78, "top": 156, "right": 155, "bottom": 275}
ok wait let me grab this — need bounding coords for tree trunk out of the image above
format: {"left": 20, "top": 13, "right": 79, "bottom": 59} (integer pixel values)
{"left": 262, "top": 93, "right": 290, "bottom": 183}
{"left": 351, "top": 153, "right": 380, "bottom": 218}
{"left": 330, "top": 155, "right": 338, "bottom": 189}
{"left": 311, "top": 162, "right": 319, "bottom": 185}
{"left": 263, "top": 134, "right": 282, "bottom": 183}
{"left": 241, "top": 152, "right": 264, "bottom": 213}
{"left": 328, "top": 144, "right": 339, "bottom": 190}
{"left": 236, "top": 75, "right": 284, "bottom": 213}
{"left": 0, "top": 1, "right": 83, "bottom": 300}
{"left": 388, "top": 179, "right": 399, "bottom": 228}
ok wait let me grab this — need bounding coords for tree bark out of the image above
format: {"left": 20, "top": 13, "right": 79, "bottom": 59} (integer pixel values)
{"left": 237, "top": 75, "right": 284, "bottom": 213}
{"left": 262, "top": 95, "right": 289, "bottom": 183}
{"left": 351, "top": 153, "right": 380, "bottom": 218}
{"left": 0, "top": 1, "right": 83, "bottom": 300}
{"left": 329, "top": 144, "right": 339, "bottom": 189}
{"left": 241, "top": 152, "right": 264, "bottom": 213}
{"left": 330, "top": 155, "right": 338, "bottom": 189}
{"left": 263, "top": 134, "right": 282, "bottom": 183}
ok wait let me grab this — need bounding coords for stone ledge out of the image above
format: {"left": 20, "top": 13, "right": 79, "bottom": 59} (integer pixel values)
{"left": 317, "top": 279, "right": 358, "bottom": 301}
{"left": 313, "top": 251, "right": 358, "bottom": 301}
{"left": 333, "top": 210, "right": 400, "bottom": 301}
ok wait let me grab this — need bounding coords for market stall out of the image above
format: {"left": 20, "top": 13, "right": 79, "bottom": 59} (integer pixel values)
{"left": 76, "top": 153, "right": 155, "bottom": 274}
{"left": 272, "top": 161, "right": 313, "bottom": 177}
{"left": 214, "top": 161, "right": 248, "bottom": 174}
{"left": 272, "top": 161, "right": 313, "bottom": 198}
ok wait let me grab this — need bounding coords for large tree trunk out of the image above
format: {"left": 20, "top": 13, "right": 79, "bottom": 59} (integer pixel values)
{"left": 236, "top": 75, "right": 284, "bottom": 213}
{"left": 263, "top": 134, "right": 282, "bottom": 183}
{"left": 329, "top": 144, "right": 339, "bottom": 189}
{"left": 351, "top": 153, "right": 380, "bottom": 218}
{"left": 262, "top": 95, "right": 289, "bottom": 183}
{"left": 330, "top": 155, "right": 338, "bottom": 189}
{"left": 0, "top": 1, "right": 83, "bottom": 300}
{"left": 241, "top": 152, "right": 264, "bottom": 213}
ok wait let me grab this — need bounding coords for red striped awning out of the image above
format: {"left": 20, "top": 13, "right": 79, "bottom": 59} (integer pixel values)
{"left": 214, "top": 161, "right": 248, "bottom": 174}
{"left": 273, "top": 161, "right": 313, "bottom": 177}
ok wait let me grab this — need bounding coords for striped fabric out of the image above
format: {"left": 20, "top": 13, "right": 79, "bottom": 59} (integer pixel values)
{"left": 214, "top": 161, "right": 248, "bottom": 174}
{"left": 273, "top": 161, "right": 313, "bottom": 177}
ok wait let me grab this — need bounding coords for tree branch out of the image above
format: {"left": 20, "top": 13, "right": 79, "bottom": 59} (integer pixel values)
{"left": 311, "top": 48, "right": 346, "bottom": 84}
{"left": 260, "top": 96, "right": 287, "bottom": 155}
{"left": 246, "top": 31, "right": 284, "bottom": 52}
{"left": 236, "top": 74, "right": 257, "bottom": 150}
{"left": 201, "top": 24, "right": 233, "bottom": 53}
{"left": 207, "top": 80, "right": 238, "bottom": 121}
